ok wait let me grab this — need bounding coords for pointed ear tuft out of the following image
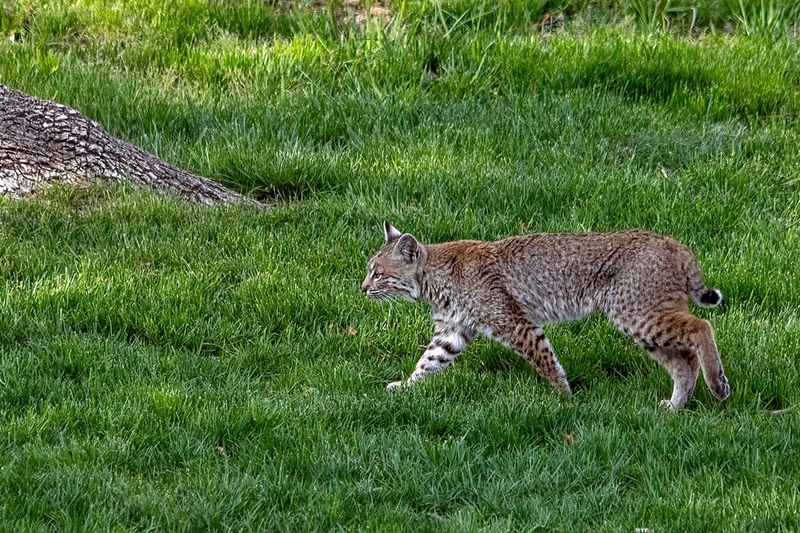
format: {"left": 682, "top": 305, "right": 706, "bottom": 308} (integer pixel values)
{"left": 383, "top": 221, "right": 402, "bottom": 242}
{"left": 394, "top": 234, "right": 420, "bottom": 263}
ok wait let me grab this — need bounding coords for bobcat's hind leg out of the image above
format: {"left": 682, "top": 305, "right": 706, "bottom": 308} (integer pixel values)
{"left": 496, "top": 321, "right": 571, "bottom": 395}
{"left": 621, "top": 310, "right": 730, "bottom": 407}
{"left": 646, "top": 347, "right": 699, "bottom": 410}
{"left": 691, "top": 318, "right": 730, "bottom": 401}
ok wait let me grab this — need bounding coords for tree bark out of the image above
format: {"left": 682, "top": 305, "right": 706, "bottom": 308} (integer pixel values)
{"left": 0, "top": 84, "right": 257, "bottom": 205}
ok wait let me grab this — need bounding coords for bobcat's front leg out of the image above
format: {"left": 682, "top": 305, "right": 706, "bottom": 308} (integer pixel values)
{"left": 492, "top": 317, "right": 572, "bottom": 396}
{"left": 388, "top": 320, "right": 475, "bottom": 390}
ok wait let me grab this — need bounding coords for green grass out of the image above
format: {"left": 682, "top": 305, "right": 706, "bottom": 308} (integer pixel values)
{"left": 2, "top": 1, "right": 800, "bottom": 530}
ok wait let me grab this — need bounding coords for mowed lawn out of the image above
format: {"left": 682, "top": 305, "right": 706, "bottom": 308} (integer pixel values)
{"left": 1, "top": 1, "right": 800, "bottom": 530}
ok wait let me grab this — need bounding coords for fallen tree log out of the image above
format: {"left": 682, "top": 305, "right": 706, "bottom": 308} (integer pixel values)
{"left": 0, "top": 84, "right": 256, "bottom": 205}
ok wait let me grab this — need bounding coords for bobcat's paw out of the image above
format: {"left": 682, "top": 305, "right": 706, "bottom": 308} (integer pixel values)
{"left": 556, "top": 380, "right": 572, "bottom": 396}
{"left": 659, "top": 399, "right": 677, "bottom": 411}
{"left": 712, "top": 374, "right": 731, "bottom": 401}
{"left": 386, "top": 380, "right": 405, "bottom": 391}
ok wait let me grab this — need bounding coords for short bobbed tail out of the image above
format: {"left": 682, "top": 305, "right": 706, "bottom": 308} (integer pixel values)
{"left": 694, "top": 288, "right": 723, "bottom": 309}
{"left": 681, "top": 245, "right": 722, "bottom": 309}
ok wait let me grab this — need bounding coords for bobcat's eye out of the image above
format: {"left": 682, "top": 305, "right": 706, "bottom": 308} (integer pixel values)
{"left": 372, "top": 272, "right": 383, "bottom": 280}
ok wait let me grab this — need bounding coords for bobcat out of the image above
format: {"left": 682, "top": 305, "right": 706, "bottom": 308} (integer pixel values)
{"left": 362, "top": 221, "right": 731, "bottom": 409}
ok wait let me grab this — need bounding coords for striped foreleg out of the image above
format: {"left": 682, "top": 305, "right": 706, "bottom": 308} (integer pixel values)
{"left": 387, "top": 321, "right": 475, "bottom": 390}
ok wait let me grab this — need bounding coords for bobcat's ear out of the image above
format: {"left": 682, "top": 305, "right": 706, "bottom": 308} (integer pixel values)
{"left": 394, "top": 234, "right": 420, "bottom": 263}
{"left": 383, "top": 221, "right": 402, "bottom": 242}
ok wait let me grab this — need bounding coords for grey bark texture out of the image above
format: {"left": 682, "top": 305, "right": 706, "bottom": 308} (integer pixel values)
{"left": 0, "top": 84, "right": 256, "bottom": 205}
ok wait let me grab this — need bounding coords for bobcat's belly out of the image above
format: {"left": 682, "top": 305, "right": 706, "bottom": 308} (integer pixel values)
{"left": 520, "top": 294, "right": 595, "bottom": 324}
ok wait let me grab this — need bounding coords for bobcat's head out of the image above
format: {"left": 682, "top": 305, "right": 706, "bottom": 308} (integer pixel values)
{"left": 362, "top": 221, "right": 427, "bottom": 302}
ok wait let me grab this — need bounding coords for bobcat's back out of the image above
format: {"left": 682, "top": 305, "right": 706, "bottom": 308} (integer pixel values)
{"left": 422, "top": 230, "right": 718, "bottom": 325}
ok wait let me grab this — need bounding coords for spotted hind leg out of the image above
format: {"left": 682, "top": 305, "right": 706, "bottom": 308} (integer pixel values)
{"left": 610, "top": 309, "right": 730, "bottom": 408}
{"left": 645, "top": 346, "right": 699, "bottom": 409}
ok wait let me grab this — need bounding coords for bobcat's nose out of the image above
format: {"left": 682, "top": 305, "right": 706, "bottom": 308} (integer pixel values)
{"left": 361, "top": 281, "right": 369, "bottom": 293}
